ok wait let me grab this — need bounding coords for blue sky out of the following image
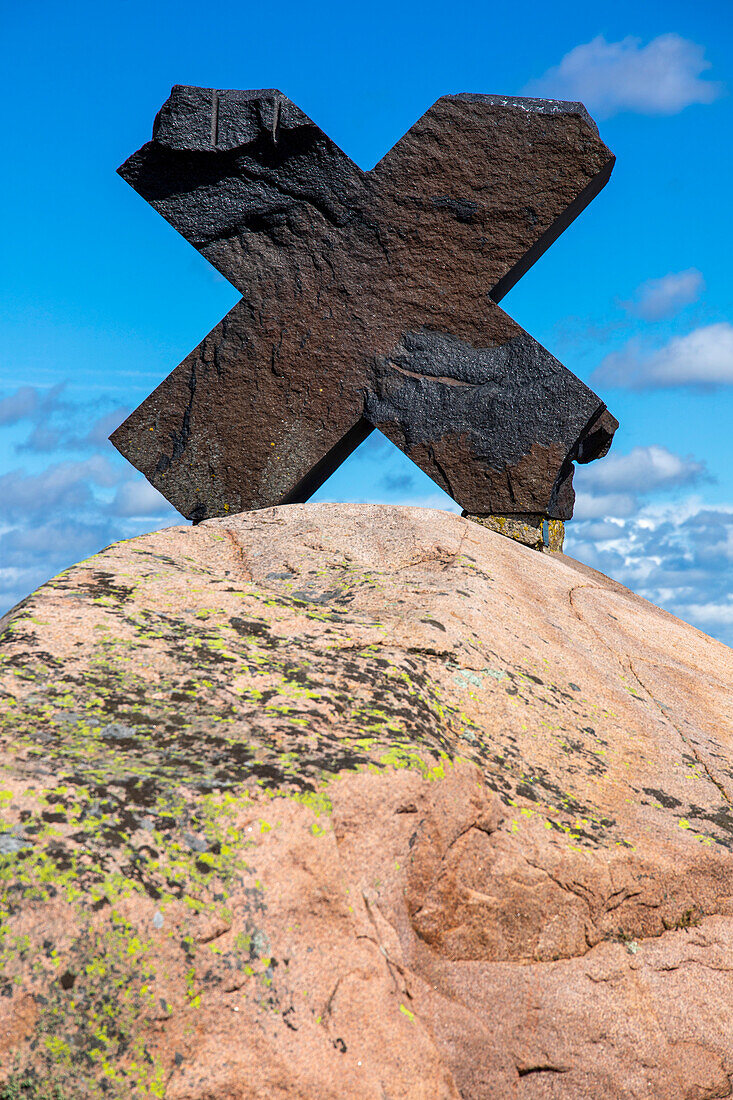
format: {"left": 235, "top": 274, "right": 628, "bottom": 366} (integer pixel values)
{"left": 1, "top": 0, "right": 732, "bottom": 645}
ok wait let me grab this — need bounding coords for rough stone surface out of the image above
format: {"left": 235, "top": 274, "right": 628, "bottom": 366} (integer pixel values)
{"left": 1, "top": 504, "right": 732, "bottom": 1098}
{"left": 464, "top": 512, "right": 565, "bottom": 552}
{"left": 111, "top": 88, "right": 617, "bottom": 522}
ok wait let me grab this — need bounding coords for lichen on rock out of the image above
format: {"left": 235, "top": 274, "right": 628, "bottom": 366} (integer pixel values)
{"left": 1, "top": 504, "right": 732, "bottom": 1098}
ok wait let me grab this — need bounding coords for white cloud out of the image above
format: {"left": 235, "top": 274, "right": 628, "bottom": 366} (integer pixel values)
{"left": 683, "top": 601, "right": 733, "bottom": 627}
{"left": 573, "top": 445, "right": 708, "bottom": 522}
{"left": 592, "top": 323, "right": 733, "bottom": 389}
{"left": 0, "top": 383, "right": 129, "bottom": 454}
{"left": 576, "top": 519, "right": 627, "bottom": 540}
{"left": 0, "top": 518, "right": 122, "bottom": 616}
{"left": 0, "top": 383, "right": 66, "bottom": 426}
{"left": 0, "top": 456, "right": 126, "bottom": 519}
{"left": 0, "top": 391, "right": 179, "bottom": 619}
{"left": 622, "top": 269, "right": 704, "bottom": 321}
{"left": 578, "top": 445, "right": 708, "bottom": 494}
{"left": 18, "top": 406, "right": 130, "bottom": 454}
{"left": 566, "top": 498, "right": 733, "bottom": 646}
{"left": 524, "top": 34, "right": 722, "bottom": 117}
{"left": 0, "top": 521, "right": 114, "bottom": 563}
{"left": 0, "top": 386, "right": 42, "bottom": 424}
{"left": 83, "top": 407, "right": 128, "bottom": 449}
{"left": 574, "top": 491, "right": 637, "bottom": 520}
{"left": 110, "top": 480, "right": 177, "bottom": 518}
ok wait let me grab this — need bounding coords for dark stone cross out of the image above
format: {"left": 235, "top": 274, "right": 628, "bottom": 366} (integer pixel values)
{"left": 112, "top": 86, "right": 618, "bottom": 543}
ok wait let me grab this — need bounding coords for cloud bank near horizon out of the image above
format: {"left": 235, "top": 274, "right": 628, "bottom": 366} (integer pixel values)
{"left": 0, "top": 384, "right": 730, "bottom": 649}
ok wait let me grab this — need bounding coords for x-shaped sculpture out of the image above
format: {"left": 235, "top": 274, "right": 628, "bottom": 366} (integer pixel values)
{"left": 112, "top": 86, "right": 618, "bottom": 524}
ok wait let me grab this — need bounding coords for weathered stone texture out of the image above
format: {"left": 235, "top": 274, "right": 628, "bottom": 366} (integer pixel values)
{"left": 2, "top": 504, "right": 731, "bottom": 1097}
{"left": 464, "top": 511, "right": 565, "bottom": 551}
{"left": 111, "top": 88, "right": 617, "bottom": 522}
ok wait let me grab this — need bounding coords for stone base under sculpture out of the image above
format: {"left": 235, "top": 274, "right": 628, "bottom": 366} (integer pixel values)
{"left": 463, "top": 511, "right": 565, "bottom": 552}
{"left": 1, "top": 504, "right": 732, "bottom": 1099}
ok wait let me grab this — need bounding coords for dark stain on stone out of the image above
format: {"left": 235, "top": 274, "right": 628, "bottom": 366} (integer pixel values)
{"left": 515, "top": 782, "right": 539, "bottom": 802}
{"left": 230, "top": 617, "right": 270, "bottom": 637}
{"left": 431, "top": 194, "right": 479, "bottom": 222}
{"left": 642, "top": 787, "right": 683, "bottom": 809}
{"left": 79, "top": 571, "right": 136, "bottom": 603}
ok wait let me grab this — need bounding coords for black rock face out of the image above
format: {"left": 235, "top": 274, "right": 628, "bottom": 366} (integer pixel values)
{"left": 111, "top": 86, "right": 618, "bottom": 522}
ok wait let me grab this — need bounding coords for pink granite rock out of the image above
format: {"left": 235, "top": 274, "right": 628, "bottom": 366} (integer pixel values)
{"left": 0, "top": 504, "right": 731, "bottom": 1098}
